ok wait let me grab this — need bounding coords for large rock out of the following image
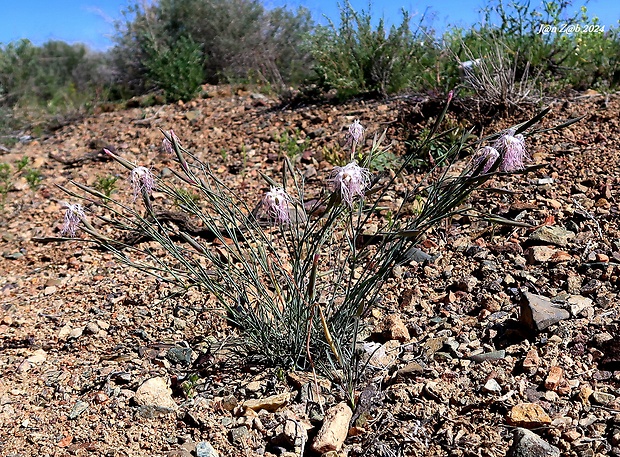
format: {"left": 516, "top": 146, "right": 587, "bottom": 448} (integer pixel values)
{"left": 381, "top": 314, "right": 410, "bottom": 342}
{"left": 528, "top": 226, "right": 575, "bottom": 247}
{"left": 520, "top": 292, "right": 570, "bottom": 332}
{"left": 311, "top": 402, "right": 352, "bottom": 453}
{"left": 134, "top": 377, "right": 177, "bottom": 411}
{"left": 508, "top": 428, "right": 560, "bottom": 457}
{"left": 507, "top": 403, "right": 551, "bottom": 428}
{"left": 242, "top": 393, "right": 290, "bottom": 412}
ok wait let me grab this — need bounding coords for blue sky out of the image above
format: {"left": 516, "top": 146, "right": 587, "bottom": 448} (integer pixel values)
{"left": 2, "top": 0, "right": 619, "bottom": 51}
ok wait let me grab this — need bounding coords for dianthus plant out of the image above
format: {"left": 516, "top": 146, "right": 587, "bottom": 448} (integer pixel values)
{"left": 54, "top": 103, "right": 568, "bottom": 404}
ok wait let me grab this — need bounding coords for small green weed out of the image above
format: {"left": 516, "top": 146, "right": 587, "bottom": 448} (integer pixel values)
{"left": 24, "top": 168, "right": 43, "bottom": 191}
{"left": 0, "top": 163, "right": 11, "bottom": 210}
{"left": 94, "top": 175, "right": 119, "bottom": 199}
{"left": 181, "top": 373, "right": 200, "bottom": 399}
{"left": 174, "top": 188, "right": 201, "bottom": 208}
{"left": 275, "top": 129, "right": 308, "bottom": 158}
{"left": 406, "top": 122, "right": 475, "bottom": 169}
{"left": 15, "top": 156, "right": 29, "bottom": 172}
{"left": 365, "top": 149, "right": 402, "bottom": 172}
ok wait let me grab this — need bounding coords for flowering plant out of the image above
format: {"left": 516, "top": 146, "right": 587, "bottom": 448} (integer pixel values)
{"left": 51, "top": 102, "right": 574, "bottom": 404}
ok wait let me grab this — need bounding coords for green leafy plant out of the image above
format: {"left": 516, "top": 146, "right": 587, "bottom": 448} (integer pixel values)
{"left": 446, "top": 0, "right": 620, "bottom": 93}
{"left": 309, "top": 1, "right": 438, "bottom": 98}
{"left": 180, "top": 373, "right": 200, "bottom": 399}
{"left": 0, "top": 163, "right": 11, "bottom": 210}
{"left": 24, "top": 168, "right": 43, "bottom": 191}
{"left": 15, "top": 156, "right": 29, "bottom": 172}
{"left": 406, "top": 121, "right": 475, "bottom": 169}
{"left": 275, "top": 129, "right": 309, "bottom": 158}
{"left": 94, "top": 174, "right": 119, "bottom": 199}
{"left": 174, "top": 188, "right": 201, "bottom": 208}
{"left": 144, "top": 35, "right": 205, "bottom": 102}
{"left": 113, "top": 0, "right": 313, "bottom": 92}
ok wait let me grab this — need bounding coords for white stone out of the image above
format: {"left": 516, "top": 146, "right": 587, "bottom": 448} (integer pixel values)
{"left": 134, "top": 377, "right": 177, "bottom": 411}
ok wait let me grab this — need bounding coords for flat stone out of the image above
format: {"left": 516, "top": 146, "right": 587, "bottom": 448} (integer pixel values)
{"left": 400, "top": 246, "right": 435, "bottom": 264}
{"left": 482, "top": 378, "right": 502, "bottom": 394}
{"left": 522, "top": 348, "right": 540, "bottom": 371}
{"left": 44, "top": 286, "right": 57, "bottom": 295}
{"left": 596, "top": 253, "right": 610, "bottom": 262}
{"left": 84, "top": 321, "right": 100, "bottom": 335}
{"left": 562, "top": 429, "right": 581, "bottom": 442}
{"left": 507, "top": 403, "right": 552, "bottom": 428}
{"left": 229, "top": 426, "right": 249, "bottom": 445}
{"left": 134, "top": 377, "right": 177, "bottom": 411}
{"left": 245, "top": 381, "right": 262, "bottom": 393}
{"left": 26, "top": 349, "right": 47, "bottom": 364}
{"left": 166, "top": 347, "right": 194, "bottom": 364}
{"left": 195, "top": 441, "right": 219, "bottom": 457}
{"left": 69, "top": 400, "right": 89, "bottom": 419}
{"left": 271, "top": 410, "right": 309, "bottom": 449}
{"left": 528, "top": 226, "right": 575, "bottom": 247}
{"left": 365, "top": 340, "right": 400, "bottom": 368}
{"left": 592, "top": 391, "right": 615, "bottom": 405}
{"left": 567, "top": 295, "right": 593, "bottom": 317}
{"left": 396, "top": 361, "right": 425, "bottom": 377}
{"left": 69, "top": 327, "right": 84, "bottom": 339}
{"left": 520, "top": 292, "right": 570, "bottom": 332}
{"left": 507, "top": 428, "right": 560, "bottom": 457}
{"left": 286, "top": 371, "right": 330, "bottom": 390}
{"left": 469, "top": 350, "right": 505, "bottom": 362}
{"left": 423, "top": 337, "right": 447, "bottom": 357}
{"left": 311, "top": 402, "right": 352, "bottom": 453}
{"left": 525, "top": 246, "right": 559, "bottom": 263}
{"left": 242, "top": 392, "right": 290, "bottom": 412}
{"left": 185, "top": 110, "right": 202, "bottom": 121}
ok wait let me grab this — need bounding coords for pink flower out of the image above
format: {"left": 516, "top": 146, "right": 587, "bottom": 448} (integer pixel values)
{"left": 346, "top": 119, "right": 365, "bottom": 149}
{"left": 493, "top": 129, "right": 529, "bottom": 172}
{"left": 162, "top": 130, "right": 179, "bottom": 155}
{"left": 331, "top": 161, "right": 371, "bottom": 206}
{"left": 60, "top": 203, "right": 85, "bottom": 237}
{"left": 262, "top": 187, "right": 292, "bottom": 224}
{"left": 131, "top": 166, "right": 156, "bottom": 201}
{"left": 473, "top": 146, "right": 500, "bottom": 174}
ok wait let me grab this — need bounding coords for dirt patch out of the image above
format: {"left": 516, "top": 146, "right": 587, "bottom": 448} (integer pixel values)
{"left": 1, "top": 88, "right": 619, "bottom": 456}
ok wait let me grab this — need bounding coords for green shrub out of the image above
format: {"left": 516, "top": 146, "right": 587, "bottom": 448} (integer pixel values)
{"left": 0, "top": 163, "right": 10, "bottom": 210}
{"left": 309, "top": 2, "right": 439, "bottom": 98}
{"left": 0, "top": 38, "right": 115, "bottom": 134}
{"left": 144, "top": 35, "right": 205, "bottom": 102}
{"left": 113, "top": 0, "right": 313, "bottom": 92}
{"left": 448, "top": 1, "right": 620, "bottom": 92}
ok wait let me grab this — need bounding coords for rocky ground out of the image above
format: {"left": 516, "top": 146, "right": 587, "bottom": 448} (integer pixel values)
{"left": 0, "top": 86, "right": 619, "bottom": 457}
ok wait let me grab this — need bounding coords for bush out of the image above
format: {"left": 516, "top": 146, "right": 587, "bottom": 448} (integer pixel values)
{"left": 112, "top": 0, "right": 314, "bottom": 92}
{"left": 448, "top": 0, "right": 620, "bottom": 92}
{"left": 143, "top": 35, "right": 204, "bottom": 102}
{"left": 0, "top": 38, "right": 115, "bottom": 137}
{"left": 309, "top": 2, "right": 439, "bottom": 98}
